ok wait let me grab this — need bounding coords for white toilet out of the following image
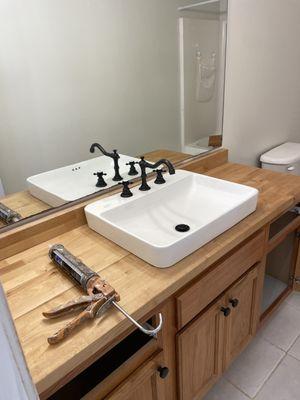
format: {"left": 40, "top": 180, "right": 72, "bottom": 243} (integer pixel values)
{"left": 260, "top": 142, "right": 300, "bottom": 175}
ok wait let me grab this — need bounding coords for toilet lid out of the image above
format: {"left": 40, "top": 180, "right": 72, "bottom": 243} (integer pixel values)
{"left": 260, "top": 142, "right": 300, "bottom": 165}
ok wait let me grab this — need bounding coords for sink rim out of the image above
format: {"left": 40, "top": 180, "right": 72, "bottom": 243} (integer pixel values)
{"left": 85, "top": 169, "right": 259, "bottom": 250}
{"left": 26, "top": 154, "right": 140, "bottom": 206}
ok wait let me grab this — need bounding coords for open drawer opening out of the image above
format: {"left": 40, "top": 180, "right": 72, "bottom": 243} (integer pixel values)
{"left": 48, "top": 318, "right": 157, "bottom": 400}
{"left": 262, "top": 207, "right": 300, "bottom": 315}
{"left": 262, "top": 232, "right": 295, "bottom": 314}
{"left": 268, "top": 207, "right": 299, "bottom": 239}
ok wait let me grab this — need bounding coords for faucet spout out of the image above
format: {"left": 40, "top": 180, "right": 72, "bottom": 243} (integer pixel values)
{"left": 143, "top": 159, "right": 175, "bottom": 175}
{"left": 138, "top": 157, "right": 175, "bottom": 191}
{"left": 90, "top": 143, "right": 123, "bottom": 181}
{"left": 90, "top": 143, "right": 119, "bottom": 160}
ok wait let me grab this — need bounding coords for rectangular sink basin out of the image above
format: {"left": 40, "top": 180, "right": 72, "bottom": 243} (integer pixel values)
{"left": 85, "top": 170, "right": 259, "bottom": 268}
{"left": 27, "top": 155, "right": 139, "bottom": 207}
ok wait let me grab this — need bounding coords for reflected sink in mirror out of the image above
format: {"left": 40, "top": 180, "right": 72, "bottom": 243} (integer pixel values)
{"left": 0, "top": 1, "right": 227, "bottom": 231}
{"left": 27, "top": 155, "right": 140, "bottom": 207}
{"left": 85, "top": 170, "right": 258, "bottom": 268}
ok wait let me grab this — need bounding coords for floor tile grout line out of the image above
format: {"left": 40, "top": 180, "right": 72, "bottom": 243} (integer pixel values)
{"left": 258, "top": 300, "right": 300, "bottom": 353}
{"left": 255, "top": 296, "right": 300, "bottom": 397}
{"left": 253, "top": 294, "right": 300, "bottom": 398}
{"left": 252, "top": 353, "right": 289, "bottom": 399}
{"left": 283, "top": 298, "right": 300, "bottom": 313}
{"left": 258, "top": 334, "right": 288, "bottom": 353}
{"left": 225, "top": 337, "right": 286, "bottom": 399}
{"left": 223, "top": 377, "right": 252, "bottom": 399}
{"left": 287, "top": 331, "right": 300, "bottom": 351}
{"left": 285, "top": 352, "right": 300, "bottom": 363}
{"left": 206, "top": 293, "right": 300, "bottom": 399}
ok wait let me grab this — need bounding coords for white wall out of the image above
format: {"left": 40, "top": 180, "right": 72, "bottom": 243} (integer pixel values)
{"left": 223, "top": 0, "right": 300, "bottom": 166}
{"left": 3, "top": 0, "right": 299, "bottom": 194}
{"left": 0, "top": 0, "right": 180, "bottom": 194}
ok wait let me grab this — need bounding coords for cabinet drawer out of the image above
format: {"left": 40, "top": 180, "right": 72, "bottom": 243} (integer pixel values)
{"left": 104, "top": 351, "right": 166, "bottom": 400}
{"left": 176, "top": 230, "right": 264, "bottom": 328}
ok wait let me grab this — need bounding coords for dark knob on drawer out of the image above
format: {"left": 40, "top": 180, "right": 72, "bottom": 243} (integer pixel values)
{"left": 157, "top": 366, "right": 169, "bottom": 379}
{"left": 229, "top": 298, "right": 239, "bottom": 308}
{"left": 221, "top": 307, "right": 231, "bottom": 317}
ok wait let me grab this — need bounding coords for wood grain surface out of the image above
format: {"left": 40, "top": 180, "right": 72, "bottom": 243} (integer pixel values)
{"left": 1, "top": 158, "right": 300, "bottom": 396}
{"left": 0, "top": 191, "right": 50, "bottom": 227}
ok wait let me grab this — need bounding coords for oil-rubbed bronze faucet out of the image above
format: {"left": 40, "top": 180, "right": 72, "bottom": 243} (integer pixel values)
{"left": 138, "top": 156, "right": 175, "bottom": 191}
{"left": 90, "top": 143, "right": 123, "bottom": 181}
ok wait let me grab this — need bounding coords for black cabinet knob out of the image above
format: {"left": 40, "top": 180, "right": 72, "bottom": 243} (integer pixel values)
{"left": 221, "top": 307, "right": 231, "bottom": 317}
{"left": 157, "top": 366, "right": 169, "bottom": 379}
{"left": 229, "top": 298, "right": 239, "bottom": 308}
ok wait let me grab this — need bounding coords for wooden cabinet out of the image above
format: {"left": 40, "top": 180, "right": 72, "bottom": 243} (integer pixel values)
{"left": 176, "top": 231, "right": 264, "bottom": 329}
{"left": 177, "top": 265, "right": 262, "bottom": 400}
{"left": 177, "top": 298, "right": 225, "bottom": 400}
{"left": 293, "top": 226, "right": 300, "bottom": 292}
{"left": 261, "top": 210, "right": 300, "bottom": 315}
{"left": 223, "top": 267, "right": 261, "bottom": 369}
{"left": 105, "top": 351, "right": 166, "bottom": 400}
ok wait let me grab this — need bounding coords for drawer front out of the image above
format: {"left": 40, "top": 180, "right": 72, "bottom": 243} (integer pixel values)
{"left": 176, "top": 230, "right": 265, "bottom": 329}
{"left": 104, "top": 351, "right": 166, "bottom": 400}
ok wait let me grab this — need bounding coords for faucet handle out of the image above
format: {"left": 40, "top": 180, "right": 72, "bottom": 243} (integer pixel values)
{"left": 118, "top": 181, "right": 133, "bottom": 198}
{"left": 93, "top": 172, "right": 107, "bottom": 188}
{"left": 126, "top": 161, "right": 139, "bottom": 176}
{"left": 93, "top": 171, "right": 107, "bottom": 176}
{"left": 154, "top": 169, "right": 166, "bottom": 185}
{"left": 112, "top": 149, "right": 121, "bottom": 163}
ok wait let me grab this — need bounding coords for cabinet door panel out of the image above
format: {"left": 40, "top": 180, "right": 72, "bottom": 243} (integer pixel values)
{"left": 224, "top": 266, "right": 260, "bottom": 369}
{"left": 105, "top": 351, "right": 165, "bottom": 400}
{"left": 293, "top": 228, "right": 300, "bottom": 292}
{"left": 177, "top": 298, "right": 225, "bottom": 400}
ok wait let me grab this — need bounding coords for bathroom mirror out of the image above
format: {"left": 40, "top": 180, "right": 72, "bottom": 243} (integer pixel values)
{"left": 0, "top": 0, "right": 228, "bottom": 231}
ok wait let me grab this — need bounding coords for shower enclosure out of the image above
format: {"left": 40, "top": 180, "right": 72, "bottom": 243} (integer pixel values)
{"left": 178, "top": 0, "right": 228, "bottom": 155}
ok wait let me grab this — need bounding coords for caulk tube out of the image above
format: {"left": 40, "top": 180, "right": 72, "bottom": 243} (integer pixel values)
{"left": 0, "top": 202, "right": 22, "bottom": 224}
{"left": 48, "top": 244, "right": 98, "bottom": 292}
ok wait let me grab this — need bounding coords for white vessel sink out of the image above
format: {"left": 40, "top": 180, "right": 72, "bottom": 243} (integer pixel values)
{"left": 27, "top": 155, "right": 139, "bottom": 207}
{"left": 85, "top": 170, "right": 259, "bottom": 268}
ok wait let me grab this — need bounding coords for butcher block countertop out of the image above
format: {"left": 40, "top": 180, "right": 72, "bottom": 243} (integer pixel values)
{"left": 0, "top": 191, "right": 50, "bottom": 228}
{"left": 1, "top": 155, "right": 300, "bottom": 397}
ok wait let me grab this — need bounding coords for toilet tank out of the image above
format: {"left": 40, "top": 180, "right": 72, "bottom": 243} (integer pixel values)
{"left": 260, "top": 142, "right": 300, "bottom": 176}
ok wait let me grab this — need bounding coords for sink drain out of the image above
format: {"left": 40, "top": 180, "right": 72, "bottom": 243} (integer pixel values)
{"left": 175, "top": 224, "right": 190, "bottom": 233}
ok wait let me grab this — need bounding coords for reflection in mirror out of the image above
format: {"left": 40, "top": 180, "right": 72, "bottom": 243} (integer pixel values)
{"left": 178, "top": 0, "right": 228, "bottom": 155}
{"left": 27, "top": 146, "right": 140, "bottom": 207}
{"left": 0, "top": 0, "right": 227, "bottom": 229}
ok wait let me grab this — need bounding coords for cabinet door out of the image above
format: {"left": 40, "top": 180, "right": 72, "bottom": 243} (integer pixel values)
{"left": 105, "top": 351, "right": 166, "bottom": 400}
{"left": 224, "top": 266, "right": 261, "bottom": 369}
{"left": 177, "top": 297, "right": 226, "bottom": 400}
{"left": 293, "top": 227, "right": 300, "bottom": 292}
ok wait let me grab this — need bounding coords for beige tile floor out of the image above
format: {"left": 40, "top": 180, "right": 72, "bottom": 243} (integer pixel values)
{"left": 204, "top": 292, "right": 300, "bottom": 400}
